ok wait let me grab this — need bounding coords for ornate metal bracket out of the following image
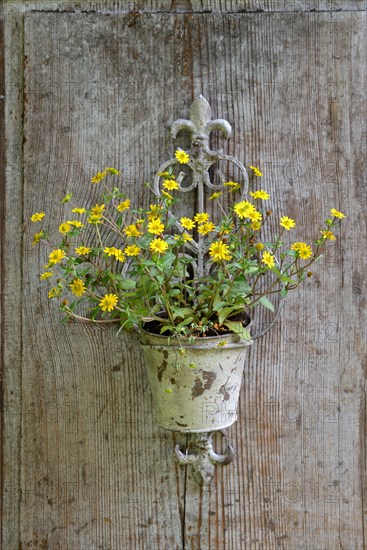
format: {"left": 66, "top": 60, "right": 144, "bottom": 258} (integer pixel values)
{"left": 175, "top": 431, "right": 235, "bottom": 485}
{"left": 153, "top": 95, "right": 248, "bottom": 277}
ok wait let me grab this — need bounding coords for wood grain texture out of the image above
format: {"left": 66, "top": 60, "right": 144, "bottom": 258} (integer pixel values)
{"left": 2, "top": 5, "right": 366, "bottom": 550}
{"left": 4, "top": 0, "right": 367, "bottom": 15}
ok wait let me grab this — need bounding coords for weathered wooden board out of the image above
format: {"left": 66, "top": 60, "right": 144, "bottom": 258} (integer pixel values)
{"left": 3, "top": 0, "right": 367, "bottom": 15}
{"left": 2, "top": 4, "right": 366, "bottom": 550}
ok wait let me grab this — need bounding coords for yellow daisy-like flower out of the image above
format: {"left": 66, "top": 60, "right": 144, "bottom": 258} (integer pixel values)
{"left": 147, "top": 218, "right": 165, "bottom": 235}
{"left": 32, "top": 231, "right": 44, "bottom": 245}
{"left": 209, "top": 191, "right": 223, "bottom": 200}
{"left": 124, "top": 224, "right": 142, "bottom": 237}
{"left": 250, "top": 190, "right": 270, "bottom": 200}
{"left": 321, "top": 230, "right": 336, "bottom": 240}
{"left": 175, "top": 149, "right": 190, "bottom": 164}
{"left": 223, "top": 181, "right": 241, "bottom": 192}
{"left": 75, "top": 246, "right": 91, "bottom": 255}
{"left": 163, "top": 179, "right": 179, "bottom": 191}
{"left": 182, "top": 233, "right": 193, "bottom": 242}
{"left": 59, "top": 222, "right": 72, "bottom": 235}
{"left": 251, "top": 221, "right": 262, "bottom": 231}
{"left": 262, "top": 251, "right": 275, "bottom": 268}
{"left": 68, "top": 220, "right": 84, "bottom": 228}
{"left": 99, "top": 293, "right": 118, "bottom": 312}
{"left": 233, "top": 201, "right": 256, "bottom": 219}
{"left": 117, "top": 199, "right": 131, "bottom": 212}
{"left": 49, "top": 249, "right": 66, "bottom": 265}
{"left": 72, "top": 207, "right": 86, "bottom": 214}
{"left": 291, "top": 242, "right": 313, "bottom": 259}
{"left": 104, "top": 247, "right": 117, "bottom": 257}
{"left": 198, "top": 222, "right": 216, "bottom": 235}
{"left": 87, "top": 214, "right": 103, "bottom": 225}
{"left": 40, "top": 271, "right": 53, "bottom": 280}
{"left": 280, "top": 216, "right": 296, "bottom": 230}
{"left": 70, "top": 278, "right": 86, "bottom": 297}
{"left": 330, "top": 208, "right": 345, "bottom": 219}
{"left": 105, "top": 167, "right": 121, "bottom": 175}
{"left": 48, "top": 287, "right": 60, "bottom": 299}
{"left": 91, "top": 170, "right": 107, "bottom": 184}
{"left": 30, "top": 212, "right": 45, "bottom": 223}
{"left": 247, "top": 210, "right": 262, "bottom": 222}
{"left": 150, "top": 238, "right": 169, "bottom": 255}
{"left": 114, "top": 249, "right": 126, "bottom": 262}
{"left": 209, "top": 241, "right": 232, "bottom": 262}
{"left": 147, "top": 204, "right": 163, "bottom": 220}
{"left": 91, "top": 204, "right": 105, "bottom": 216}
{"left": 249, "top": 165, "right": 263, "bottom": 177}
{"left": 180, "top": 217, "right": 195, "bottom": 230}
{"left": 162, "top": 190, "right": 174, "bottom": 200}
{"left": 194, "top": 212, "right": 209, "bottom": 224}
{"left": 125, "top": 244, "right": 141, "bottom": 256}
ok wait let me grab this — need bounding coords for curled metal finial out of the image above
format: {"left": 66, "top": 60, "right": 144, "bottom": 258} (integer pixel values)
{"left": 175, "top": 430, "right": 235, "bottom": 485}
{"left": 171, "top": 95, "right": 232, "bottom": 155}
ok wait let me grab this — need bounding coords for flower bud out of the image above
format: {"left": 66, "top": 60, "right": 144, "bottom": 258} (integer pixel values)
{"left": 307, "top": 271, "right": 313, "bottom": 277}
{"left": 255, "top": 243, "right": 264, "bottom": 251}
{"left": 266, "top": 210, "right": 272, "bottom": 216}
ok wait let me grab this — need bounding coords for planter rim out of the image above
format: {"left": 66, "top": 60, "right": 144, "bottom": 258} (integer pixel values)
{"left": 139, "top": 328, "right": 253, "bottom": 349}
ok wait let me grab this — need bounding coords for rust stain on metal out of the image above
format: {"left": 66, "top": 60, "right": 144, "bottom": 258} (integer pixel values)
{"left": 157, "top": 350, "right": 169, "bottom": 382}
{"left": 191, "top": 371, "right": 216, "bottom": 398}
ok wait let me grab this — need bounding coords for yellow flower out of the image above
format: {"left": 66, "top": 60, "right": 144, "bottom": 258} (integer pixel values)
{"left": 147, "top": 204, "right": 163, "bottom": 220}
{"left": 194, "top": 212, "right": 209, "bottom": 224}
{"left": 40, "top": 271, "right": 53, "bottom": 280}
{"left": 32, "top": 231, "right": 44, "bottom": 245}
{"left": 87, "top": 214, "right": 103, "bottom": 225}
{"left": 104, "top": 247, "right": 125, "bottom": 262}
{"left": 104, "top": 247, "right": 117, "bottom": 257}
{"left": 321, "top": 230, "right": 336, "bottom": 241}
{"left": 291, "top": 242, "right": 313, "bottom": 259}
{"left": 70, "top": 278, "right": 86, "bottom": 297}
{"left": 330, "top": 208, "right": 345, "bottom": 219}
{"left": 247, "top": 210, "right": 262, "bottom": 222}
{"left": 175, "top": 149, "right": 190, "bottom": 164}
{"left": 250, "top": 190, "right": 270, "bottom": 200}
{"left": 255, "top": 243, "right": 264, "bottom": 251}
{"left": 198, "top": 222, "right": 216, "bottom": 235}
{"left": 124, "top": 224, "right": 142, "bottom": 237}
{"left": 163, "top": 179, "right": 179, "bottom": 190}
{"left": 105, "top": 167, "right": 121, "bottom": 175}
{"left": 30, "top": 212, "right": 45, "bottom": 223}
{"left": 91, "top": 204, "right": 105, "bottom": 216}
{"left": 150, "top": 238, "right": 169, "bottom": 255}
{"left": 147, "top": 218, "right": 165, "bottom": 235}
{"left": 68, "top": 220, "right": 84, "bottom": 228}
{"left": 75, "top": 246, "right": 91, "bottom": 255}
{"left": 251, "top": 221, "right": 262, "bottom": 231}
{"left": 59, "top": 222, "right": 72, "bottom": 235}
{"left": 233, "top": 201, "right": 256, "bottom": 219}
{"left": 262, "top": 251, "right": 275, "bottom": 268}
{"left": 209, "top": 191, "right": 223, "bottom": 200}
{"left": 182, "top": 233, "right": 193, "bottom": 242}
{"left": 161, "top": 190, "right": 174, "bottom": 200}
{"left": 223, "top": 181, "right": 240, "bottom": 192}
{"left": 125, "top": 245, "right": 141, "bottom": 256}
{"left": 158, "top": 171, "right": 172, "bottom": 177}
{"left": 117, "top": 199, "right": 131, "bottom": 212}
{"left": 280, "top": 216, "right": 296, "bottom": 230}
{"left": 249, "top": 165, "right": 263, "bottom": 177}
{"left": 48, "top": 287, "right": 61, "bottom": 299}
{"left": 72, "top": 207, "right": 86, "bottom": 214}
{"left": 180, "top": 217, "right": 195, "bottom": 230}
{"left": 49, "top": 249, "right": 66, "bottom": 265}
{"left": 209, "top": 241, "right": 232, "bottom": 262}
{"left": 91, "top": 170, "right": 107, "bottom": 184}
{"left": 99, "top": 293, "right": 118, "bottom": 312}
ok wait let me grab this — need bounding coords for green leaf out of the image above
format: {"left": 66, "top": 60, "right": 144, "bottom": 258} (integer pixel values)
{"left": 218, "top": 307, "right": 241, "bottom": 325}
{"left": 259, "top": 296, "right": 275, "bottom": 312}
{"left": 117, "top": 278, "right": 136, "bottom": 290}
{"left": 171, "top": 306, "right": 194, "bottom": 320}
{"left": 224, "top": 321, "right": 252, "bottom": 342}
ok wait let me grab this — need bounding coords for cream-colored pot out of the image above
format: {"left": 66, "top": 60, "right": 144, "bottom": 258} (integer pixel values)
{"left": 140, "top": 330, "right": 253, "bottom": 433}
